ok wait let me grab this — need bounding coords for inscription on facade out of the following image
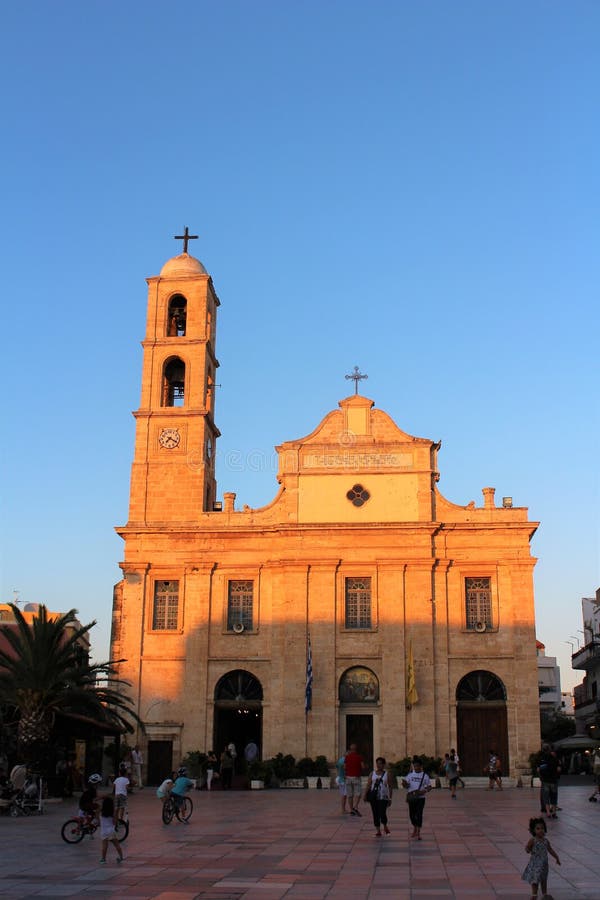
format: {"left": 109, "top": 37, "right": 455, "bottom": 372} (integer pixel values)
{"left": 303, "top": 452, "right": 413, "bottom": 469}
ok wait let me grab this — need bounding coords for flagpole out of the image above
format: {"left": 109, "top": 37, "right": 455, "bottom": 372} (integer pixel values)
{"left": 305, "top": 632, "right": 313, "bottom": 758}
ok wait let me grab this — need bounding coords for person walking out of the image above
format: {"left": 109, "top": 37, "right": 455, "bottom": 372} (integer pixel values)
{"left": 445, "top": 751, "right": 460, "bottom": 799}
{"left": 364, "top": 756, "right": 392, "bottom": 836}
{"left": 335, "top": 754, "right": 348, "bottom": 814}
{"left": 522, "top": 817, "right": 560, "bottom": 898}
{"left": 486, "top": 750, "right": 503, "bottom": 790}
{"left": 99, "top": 796, "right": 124, "bottom": 865}
{"left": 402, "top": 756, "right": 432, "bottom": 840}
{"left": 450, "top": 748, "right": 465, "bottom": 788}
{"left": 538, "top": 743, "right": 560, "bottom": 818}
{"left": 588, "top": 747, "right": 600, "bottom": 801}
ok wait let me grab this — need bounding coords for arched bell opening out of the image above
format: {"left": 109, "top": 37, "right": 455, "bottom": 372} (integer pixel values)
{"left": 162, "top": 357, "right": 185, "bottom": 407}
{"left": 167, "top": 294, "right": 187, "bottom": 337}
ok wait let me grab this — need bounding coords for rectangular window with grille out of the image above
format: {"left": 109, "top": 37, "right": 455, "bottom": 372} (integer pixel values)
{"left": 227, "top": 580, "right": 254, "bottom": 631}
{"left": 152, "top": 580, "right": 179, "bottom": 630}
{"left": 465, "top": 577, "right": 492, "bottom": 630}
{"left": 345, "top": 577, "right": 372, "bottom": 629}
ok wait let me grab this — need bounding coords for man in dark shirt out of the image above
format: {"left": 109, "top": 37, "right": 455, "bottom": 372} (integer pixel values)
{"left": 538, "top": 743, "right": 560, "bottom": 818}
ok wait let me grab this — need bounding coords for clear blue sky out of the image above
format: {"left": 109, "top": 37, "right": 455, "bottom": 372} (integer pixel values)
{"left": 1, "top": 2, "right": 598, "bottom": 691}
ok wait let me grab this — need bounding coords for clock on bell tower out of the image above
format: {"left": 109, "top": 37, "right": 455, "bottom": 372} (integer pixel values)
{"left": 126, "top": 230, "right": 220, "bottom": 523}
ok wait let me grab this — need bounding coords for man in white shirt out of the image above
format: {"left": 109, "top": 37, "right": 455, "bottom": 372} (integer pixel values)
{"left": 131, "top": 745, "right": 144, "bottom": 789}
{"left": 113, "top": 765, "right": 130, "bottom": 822}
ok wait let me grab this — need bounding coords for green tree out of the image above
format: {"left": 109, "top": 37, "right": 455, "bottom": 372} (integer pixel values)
{"left": 0, "top": 604, "right": 139, "bottom": 764}
{"left": 540, "top": 709, "right": 576, "bottom": 743}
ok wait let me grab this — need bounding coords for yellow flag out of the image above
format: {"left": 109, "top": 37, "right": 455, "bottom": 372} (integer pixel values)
{"left": 406, "top": 640, "right": 418, "bottom": 708}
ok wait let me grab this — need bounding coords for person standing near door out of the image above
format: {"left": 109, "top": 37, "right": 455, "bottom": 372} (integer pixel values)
{"left": 344, "top": 743, "right": 365, "bottom": 816}
{"left": 220, "top": 747, "right": 234, "bottom": 789}
{"left": 131, "top": 745, "right": 143, "bottom": 790}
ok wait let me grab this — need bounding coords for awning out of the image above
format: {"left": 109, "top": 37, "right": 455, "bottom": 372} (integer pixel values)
{"left": 552, "top": 735, "right": 599, "bottom": 751}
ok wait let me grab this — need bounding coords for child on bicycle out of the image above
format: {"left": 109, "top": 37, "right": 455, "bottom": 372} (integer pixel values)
{"left": 171, "top": 767, "right": 195, "bottom": 821}
{"left": 78, "top": 773, "right": 102, "bottom": 824}
{"left": 156, "top": 776, "right": 173, "bottom": 803}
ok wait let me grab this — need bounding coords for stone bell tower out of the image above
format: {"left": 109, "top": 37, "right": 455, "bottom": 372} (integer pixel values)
{"left": 127, "top": 229, "right": 220, "bottom": 523}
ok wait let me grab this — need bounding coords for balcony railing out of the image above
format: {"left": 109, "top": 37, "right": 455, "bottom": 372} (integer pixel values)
{"left": 571, "top": 641, "right": 600, "bottom": 671}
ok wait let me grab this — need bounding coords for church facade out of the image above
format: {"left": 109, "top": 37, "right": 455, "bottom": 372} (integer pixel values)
{"left": 111, "top": 243, "right": 541, "bottom": 782}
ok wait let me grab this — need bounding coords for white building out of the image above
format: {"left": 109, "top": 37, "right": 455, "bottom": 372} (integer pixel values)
{"left": 572, "top": 591, "right": 600, "bottom": 738}
{"left": 536, "top": 640, "right": 561, "bottom": 713}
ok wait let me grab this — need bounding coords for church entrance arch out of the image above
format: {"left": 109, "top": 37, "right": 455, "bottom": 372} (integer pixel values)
{"left": 456, "top": 670, "right": 508, "bottom": 776}
{"left": 213, "top": 670, "right": 263, "bottom": 767}
{"left": 339, "top": 667, "right": 379, "bottom": 771}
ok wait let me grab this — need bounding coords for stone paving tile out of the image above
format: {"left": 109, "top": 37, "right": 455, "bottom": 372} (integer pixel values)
{"left": 2, "top": 785, "right": 600, "bottom": 897}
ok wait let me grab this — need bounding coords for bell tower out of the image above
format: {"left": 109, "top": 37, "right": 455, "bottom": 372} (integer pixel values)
{"left": 127, "top": 230, "right": 220, "bottom": 524}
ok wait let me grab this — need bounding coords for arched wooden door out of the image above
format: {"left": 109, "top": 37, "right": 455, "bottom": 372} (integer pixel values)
{"left": 456, "top": 671, "right": 508, "bottom": 776}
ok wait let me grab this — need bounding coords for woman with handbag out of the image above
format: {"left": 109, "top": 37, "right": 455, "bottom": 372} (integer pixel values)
{"left": 363, "top": 757, "right": 392, "bottom": 836}
{"left": 402, "top": 755, "right": 432, "bottom": 840}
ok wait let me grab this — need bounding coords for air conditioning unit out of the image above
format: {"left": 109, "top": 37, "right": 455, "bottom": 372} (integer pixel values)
{"left": 232, "top": 622, "right": 245, "bottom": 634}
{"left": 475, "top": 621, "right": 487, "bottom": 633}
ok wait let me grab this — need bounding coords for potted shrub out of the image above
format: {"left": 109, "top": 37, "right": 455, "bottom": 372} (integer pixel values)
{"left": 314, "top": 755, "right": 331, "bottom": 789}
{"left": 247, "top": 759, "right": 271, "bottom": 789}
{"left": 269, "top": 753, "right": 303, "bottom": 788}
{"left": 181, "top": 751, "right": 208, "bottom": 788}
{"left": 297, "top": 757, "right": 316, "bottom": 788}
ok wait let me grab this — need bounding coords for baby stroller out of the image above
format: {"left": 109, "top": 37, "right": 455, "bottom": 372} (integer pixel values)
{"left": 4, "top": 765, "right": 44, "bottom": 816}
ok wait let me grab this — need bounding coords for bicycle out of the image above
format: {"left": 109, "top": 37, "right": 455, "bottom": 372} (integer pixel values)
{"left": 61, "top": 811, "right": 129, "bottom": 844}
{"left": 161, "top": 794, "right": 193, "bottom": 824}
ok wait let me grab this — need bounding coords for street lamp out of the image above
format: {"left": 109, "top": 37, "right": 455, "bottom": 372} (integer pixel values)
{"left": 570, "top": 635, "right": 581, "bottom": 649}
{"left": 564, "top": 640, "right": 575, "bottom": 654}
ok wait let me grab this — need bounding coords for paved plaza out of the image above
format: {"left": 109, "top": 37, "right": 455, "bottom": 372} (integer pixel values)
{"left": 1, "top": 782, "right": 599, "bottom": 899}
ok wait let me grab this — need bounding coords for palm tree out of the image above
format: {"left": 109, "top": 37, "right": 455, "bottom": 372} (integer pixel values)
{"left": 0, "top": 604, "right": 139, "bottom": 763}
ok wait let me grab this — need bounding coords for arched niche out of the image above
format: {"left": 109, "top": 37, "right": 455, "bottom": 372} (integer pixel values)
{"left": 339, "top": 666, "right": 379, "bottom": 704}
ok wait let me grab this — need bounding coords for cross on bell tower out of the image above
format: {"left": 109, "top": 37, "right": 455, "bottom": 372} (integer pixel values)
{"left": 174, "top": 226, "right": 198, "bottom": 254}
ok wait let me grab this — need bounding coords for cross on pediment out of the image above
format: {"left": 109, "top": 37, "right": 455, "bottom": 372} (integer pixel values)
{"left": 345, "top": 366, "right": 368, "bottom": 395}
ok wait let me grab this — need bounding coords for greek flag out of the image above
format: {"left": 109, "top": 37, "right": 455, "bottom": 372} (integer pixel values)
{"left": 305, "top": 634, "right": 313, "bottom": 713}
